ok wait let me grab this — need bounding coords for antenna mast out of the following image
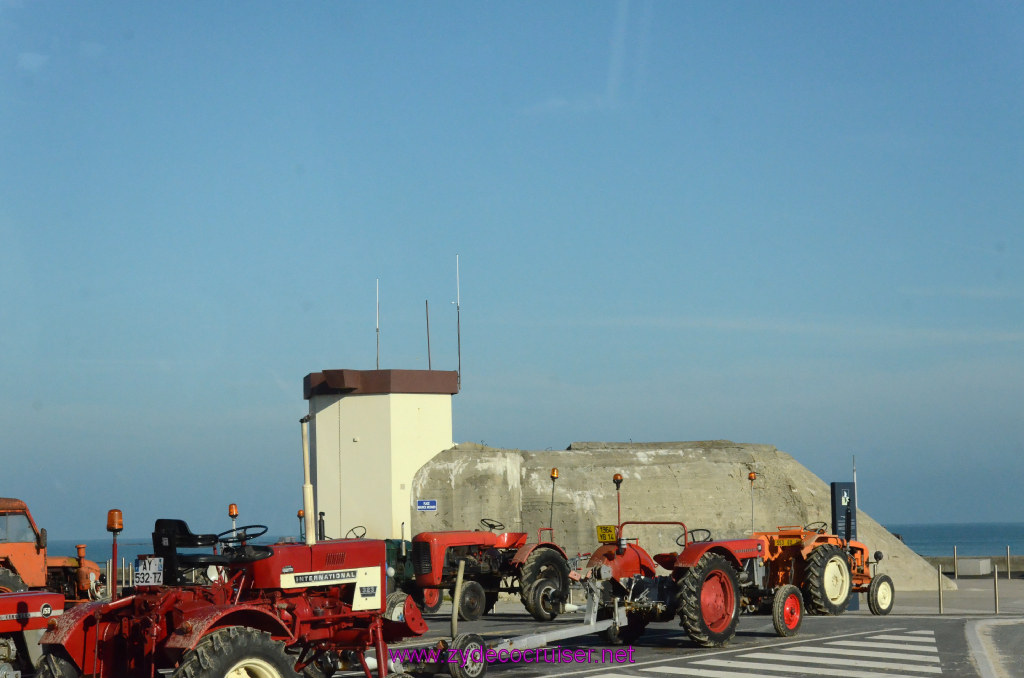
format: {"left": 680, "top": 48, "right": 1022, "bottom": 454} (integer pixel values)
{"left": 376, "top": 278, "right": 380, "bottom": 370}
{"left": 455, "top": 254, "right": 461, "bottom": 388}
{"left": 426, "top": 299, "right": 432, "bottom": 370}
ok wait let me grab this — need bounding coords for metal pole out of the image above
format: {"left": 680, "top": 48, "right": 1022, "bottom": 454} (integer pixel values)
{"left": 954, "top": 545, "right": 958, "bottom": 580}
{"left": 426, "top": 300, "right": 432, "bottom": 370}
{"left": 938, "top": 565, "right": 943, "bottom": 614}
{"left": 455, "top": 255, "right": 461, "bottom": 389}
{"left": 1007, "top": 545, "right": 1011, "bottom": 580}
{"left": 452, "top": 559, "right": 466, "bottom": 639}
{"left": 994, "top": 564, "right": 1000, "bottom": 614}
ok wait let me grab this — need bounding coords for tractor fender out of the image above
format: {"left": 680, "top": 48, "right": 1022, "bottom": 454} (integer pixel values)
{"left": 39, "top": 597, "right": 113, "bottom": 671}
{"left": 674, "top": 539, "right": 765, "bottom": 571}
{"left": 510, "top": 542, "right": 568, "bottom": 568}
{"left": 163, "top": 605, "right": 293, "bottom": 650}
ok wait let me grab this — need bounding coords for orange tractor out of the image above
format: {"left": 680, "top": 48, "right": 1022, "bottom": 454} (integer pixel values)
{"left": 754, "top": 523, "right": 894, "bottom": 616}
{"left": 0, "top": 498, "right": 103, "bottom": 603}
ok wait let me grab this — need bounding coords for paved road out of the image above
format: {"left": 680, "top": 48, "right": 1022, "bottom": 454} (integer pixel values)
{"left": 351, "top": 598, "right": 1024, "bottom": 678}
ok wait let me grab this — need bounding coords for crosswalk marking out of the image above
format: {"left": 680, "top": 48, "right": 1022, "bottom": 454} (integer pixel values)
{"left": 869, "top": 634, "right": 937, "bottom": 644}
{"left": 828, "top": 639, "right": 938, "bottom": 652}
{"left": 644, "top": 664, "right": 930, "bottom": 678}
{"left": 908, "top": 630, "right": 935, "bottom": 635}
{"left": 690, "top": 658, "right": 938, "bottom": 678}
{"left": 739, "top": 651, "right": 942, "bottom": 674}
{"left": 778, "top": 646, "right": 941, "bottom": 663}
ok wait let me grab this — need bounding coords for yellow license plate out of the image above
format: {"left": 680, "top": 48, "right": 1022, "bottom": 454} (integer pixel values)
{"left": 596, "top": 525, "right": 617, "bottom": 544}
{"left": 774, "top": 537, "right": 802, "bottom": 547}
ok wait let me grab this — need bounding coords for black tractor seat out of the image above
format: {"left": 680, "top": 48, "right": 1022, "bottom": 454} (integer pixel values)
{"left": 152, "top": 519, "right": 231, "bottom": 586}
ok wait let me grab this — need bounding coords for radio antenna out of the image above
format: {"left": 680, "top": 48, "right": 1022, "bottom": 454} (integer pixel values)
{"left": 425, "top": 299, "right": 432, "bottom": 370}
{"left": 376, "top": 278, "right": 380, "bottom": 370}
{"left": 455, "top": 254, "right": 462, "bottom": 388}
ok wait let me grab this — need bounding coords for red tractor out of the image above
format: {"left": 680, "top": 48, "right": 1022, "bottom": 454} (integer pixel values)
{"left": 755, "top": 523, "right": 893, "bottom": 616}
{"left": 581, "top": 474, "right": 806, "bottom": 647}
{"left": 0, "top": 590, "right": 64, "bottom": 676}
{"left": 411, "top": 519, "right": 570, "bottom": 622}
{"left": 37, "top": 515, "right": 429, "bottom": 678}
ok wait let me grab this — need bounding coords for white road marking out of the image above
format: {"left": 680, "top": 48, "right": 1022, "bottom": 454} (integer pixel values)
{"left": 740, "top": 651, "right": 942, "bottom": 673}
{"left": 870, "top": 634, "right": 938, "bottom": 644}
{"left": 788, "top": 646, "right": 941, "bottom": 662}
{"left": 828, "top": 639, "right": 939, "bottom": 652}
{"left": 690, "top": 657, "right": 937, "bottom": 677}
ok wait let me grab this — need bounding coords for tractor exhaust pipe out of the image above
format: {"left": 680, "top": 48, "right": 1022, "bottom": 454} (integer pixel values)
{"left": 300, "top": 416, "right": 316, "bottom": 546}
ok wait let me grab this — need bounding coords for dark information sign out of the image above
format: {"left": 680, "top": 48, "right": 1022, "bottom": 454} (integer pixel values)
{"left": 830, "top": 481, "right": 859, "bottom": 611}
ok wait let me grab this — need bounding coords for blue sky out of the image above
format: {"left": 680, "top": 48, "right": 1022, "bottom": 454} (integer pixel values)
{"left": 2, "top": 2, "right": 1021, "bottom": 539}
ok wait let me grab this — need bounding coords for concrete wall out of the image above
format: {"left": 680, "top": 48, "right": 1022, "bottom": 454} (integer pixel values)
{"left": 411, "top": 441, "right": 954, "bottom": 592}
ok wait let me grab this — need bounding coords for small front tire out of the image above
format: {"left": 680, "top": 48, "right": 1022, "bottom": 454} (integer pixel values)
{"left": 458, "top": 581, "right": 486, "bottom": 622}
{"left": 868, "top": 574, "right": 895, "bottom": 615}
{"left": 448, "top": 633, "right": 487, "bottom": 678}
{"left": 771, "top": 584, "right": 803, "bottom": 637}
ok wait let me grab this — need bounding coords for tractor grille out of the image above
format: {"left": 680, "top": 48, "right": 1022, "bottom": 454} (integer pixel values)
{"left": 412, "top": 541, "right": 432, "bottom": 575}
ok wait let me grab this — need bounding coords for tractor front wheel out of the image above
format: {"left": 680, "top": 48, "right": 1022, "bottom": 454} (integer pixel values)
{"left": 172, "top": 627, "right": 299, "bottom": 678}
{"left": 523, "top": 577, "right": 561, "bottom": 622}
{"left": 677, "top": 553, "right": 741, "bottom": 648}
{"left": 771, "top": 585, "right": 803, "bottom": 637}
{"left": 868, "top": 574, "right": 895, "bottom": 615}
{"left": 457, "top": 581, "right": 487, "bottom": 621}
{"left": 804, "top": 544, "right": 852, "bottom": 615}
{"left": 417, "top": 587, "right": 443, "bottom": 614}
{"left": 519, "top": 549, "right": 569, "bottom": 621}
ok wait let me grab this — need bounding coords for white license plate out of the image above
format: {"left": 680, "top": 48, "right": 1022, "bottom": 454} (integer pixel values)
{"left": 134, "top": 557, "right": 164, "bottom": 586}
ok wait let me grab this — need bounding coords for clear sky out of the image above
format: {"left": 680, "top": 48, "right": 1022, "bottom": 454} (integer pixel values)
{"left": 2, "top": 2, "right": 1021, "bottom": 539}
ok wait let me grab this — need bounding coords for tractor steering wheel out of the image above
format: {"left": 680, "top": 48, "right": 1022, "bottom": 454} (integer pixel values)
{"left": 345, "top": 525, "right": 367, "bottom": 539}
{"left": 677, "top": 529, "right": 712, "bottom": 546}
{"left": 217, "top": 524, "right": 269, "bottom": 546}
{"left": 480, "top": 518, "right": 504, "bottom": 531}
{"left": 804, "top": 521, "right": 828, "bottom": 534}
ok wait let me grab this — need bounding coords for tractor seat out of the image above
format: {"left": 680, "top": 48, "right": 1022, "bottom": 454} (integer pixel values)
{"left": 152, "top": 519, "right": 230, "bottom": 585}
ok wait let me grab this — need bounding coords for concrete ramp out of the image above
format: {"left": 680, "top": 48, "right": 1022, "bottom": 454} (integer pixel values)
{"left": 411, "top": 440, "right": 952, "bottom": 592}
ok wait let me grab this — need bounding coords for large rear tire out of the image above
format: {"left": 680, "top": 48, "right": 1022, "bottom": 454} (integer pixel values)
{"left": 804, "top": 544, "right": 852, "bottom": 615}
{"left": 868, "top": 573, "right": 895, "bottom": 615}
{"left": 771, "top": 584, "right": 803, "bottom": 637}
{"left": 172, "top": 627, "right": 299, "bottom": 678}
{"left": 677, "top": 553, "right": 740, "bottom": 648}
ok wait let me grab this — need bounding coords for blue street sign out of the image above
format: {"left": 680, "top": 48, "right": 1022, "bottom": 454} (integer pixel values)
{"left": 416, "top": 499, "right": 438, "bottom": 512}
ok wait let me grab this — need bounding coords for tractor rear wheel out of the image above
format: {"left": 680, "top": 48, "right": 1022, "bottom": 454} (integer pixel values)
{"left": 36, "top": 650, "right": 78, "bottom": 678}
{"left": 804, "top": 544, "right": 852, "bottom": 615}
{"left": 771, "top": 584, "right": 803, "bottom": 637}
{"left": 519, "top": 548, "right": 569, "bottom": 620}
{"left": 172, "top": 627, "right": 299, "bottom": 678}
{"left": 457, "top": 581, "right": 487, "bottom": 621}
{"left": 677, "top": 553, "right": 740, "bottom": 648}
{"left": 0, "top": 569, "right": 27, "bottom": 593}
{"left": 868, "top": 574, "right": 895, "bottom": 615}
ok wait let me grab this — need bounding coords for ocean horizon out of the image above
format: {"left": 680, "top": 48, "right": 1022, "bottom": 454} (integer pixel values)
{"left": 45, "top": 521, "right": 1024, "bottom": 565}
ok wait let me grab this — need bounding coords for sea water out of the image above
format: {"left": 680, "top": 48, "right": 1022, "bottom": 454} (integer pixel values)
{"left": 883, "top": 522, "right": 1024, "bottom": 557}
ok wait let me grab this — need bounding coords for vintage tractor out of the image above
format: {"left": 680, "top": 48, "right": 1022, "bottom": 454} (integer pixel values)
{"left": 410, "top": 519, "right": 570, "bottom": 622}
{"left": 755, "top": 523, "right": 894, "bottom": 616}
{"left": 36, "top": 514, "right": 429, "bottom": 678}
{"left": 34, "top": 417, "right": 438, "bottom": 678}
{"left": 581, "top": 474, "right": 806, "bottom": 647}
{"left": 0, "top": 499, "right": 103, "bottom": 603}
{"left": 410, "top": 467, "right": 572, "bottom": 622}
{"left": 0, "top": 590, "right": 64, "bottom": 677}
